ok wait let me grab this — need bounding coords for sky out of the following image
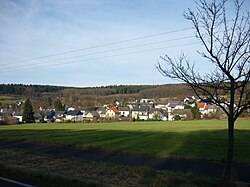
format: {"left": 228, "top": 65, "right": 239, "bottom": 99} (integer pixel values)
{"left": 0, "top": 0, "right": 249, "bottom": 87}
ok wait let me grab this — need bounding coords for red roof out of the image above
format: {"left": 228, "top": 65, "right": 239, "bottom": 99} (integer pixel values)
{"left": 109, "top": 107, "right": 119, "bottom": 113}
{"left": 197, "top": 102, "right": 209, "bottom": 110}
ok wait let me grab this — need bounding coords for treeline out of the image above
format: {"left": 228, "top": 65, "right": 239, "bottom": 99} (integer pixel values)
{"left": 0, "top": 84, "right": 66, "bottom": 95}
{"left": 62, "top": 85, "right": 154, "bottom": 97}
{"left": 0, "top": 84, "right": 154, "bottom": 96}
{"left": 0, "top": 83, "right": 195, "bottom": 109}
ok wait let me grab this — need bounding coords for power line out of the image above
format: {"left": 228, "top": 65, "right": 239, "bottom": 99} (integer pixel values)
{"left": 1, "top": 41, "right": 200, "bottom": 73}
{"left": 1, "top": 35, "right": 195, "bottom": 70}
{"left": 1, "top": 27, "right": 193, "bottom": 66}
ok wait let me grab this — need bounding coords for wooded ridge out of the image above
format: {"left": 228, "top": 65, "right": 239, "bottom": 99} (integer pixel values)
{"left": 0, "top": 83, "right": 194, "bottom": 108}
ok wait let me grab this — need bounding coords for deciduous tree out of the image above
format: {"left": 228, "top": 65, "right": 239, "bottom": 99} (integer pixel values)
{"left": 157, "top": 0, "right": 250, "bottom": 180}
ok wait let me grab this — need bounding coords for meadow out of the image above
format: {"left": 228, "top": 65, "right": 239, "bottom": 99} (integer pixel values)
{"left": 0, "top": 120, "right": 249, "bottom": 163}
{"left": 0, "top": 95, "right": 23, "bottom": 106}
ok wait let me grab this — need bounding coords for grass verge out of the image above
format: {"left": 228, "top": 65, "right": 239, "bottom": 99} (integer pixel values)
{"left": 1, "top": 148, "right": 248, "bottom": 187}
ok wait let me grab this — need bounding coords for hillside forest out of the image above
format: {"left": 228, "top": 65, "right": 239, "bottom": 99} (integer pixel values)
{"left": 0, "top": 84, "right": 194, "bottom": 110}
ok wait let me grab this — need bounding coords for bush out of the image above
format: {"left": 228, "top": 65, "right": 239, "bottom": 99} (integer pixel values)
{"left": 203, "top": 111, "right": 226, "bottom": 120}
{"left": 3, "top": 116, "right": 18, "bottom": 125}
{"left": 173, "top": 115, "right": 181, "bottom": 121}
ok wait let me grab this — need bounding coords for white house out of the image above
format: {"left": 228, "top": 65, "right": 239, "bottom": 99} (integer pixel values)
{"left": 168, "top": 103, "right": 185, "bottom": 110}
{"left": 131, "top": 106, "right": 150, "bottom": 120}
{"left": 65, "top": 110, "right": 83, "bottom": 121}
{"left": 148, "top": 108, "right": 167, "bottom": 121}
{"left": 119, "top": 107, "right": 130, "bottom": 117}
{"left": 12, "top": 112, "right": 23, "bottom": 122}
{"left": 96, "top": 107, "right": 107, "bottom": 118}
{"left": 155, "top": 103, "right": 168, "bottom": 110}
{"left": 85, "top": 111, "right": 100, "bottom": 121}
{"left": 67, "top": 107, "right": 75, "bottom": 111}
{"left": 106, "top": 107, "right": 120, "bottom": 118}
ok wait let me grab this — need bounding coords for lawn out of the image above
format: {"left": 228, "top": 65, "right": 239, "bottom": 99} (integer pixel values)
{"left": 0, "top": 95, "right": 23, "bottom": 106}
{"left": 0, "top": 120, "right": 249, "bottom": 163}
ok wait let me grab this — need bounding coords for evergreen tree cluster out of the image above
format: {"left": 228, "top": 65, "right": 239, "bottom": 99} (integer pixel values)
{"left": 0, "top": 84, "right": 65, "bottom": 95}
{"left": 22, "top": 98, "right": 35, "bottom": 123}
{"left": 54, "top": 99, "right": 65, "bottom": 111}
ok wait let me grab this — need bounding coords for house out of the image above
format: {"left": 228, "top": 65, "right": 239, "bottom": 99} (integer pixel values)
{"left": 131, "top": 105, "right": 150, "bottom": 120}
{"left": 148, "top": 108, "right": 167, "bottom": 121}
{"left": 166, "top": 103, "right": 185, "bottom": 116}
{"left": 140, "top": 99, "right": 155, "bottom": 104}
{"left": 0, "top": 108, "right": 13, "bottom": 117}
{"left": 12, "top": 111, "right": 23, "bottom": 122}
{"left": 196, "top": 102, "right": 218, "bottom": 118}
{"left": 43, "top": 110, "right": 56, "bottom": 122}
{"left": 85, "top": 111, "right": 100, "bottom": 121}
{"left": 66, "top": 106, "right": 75, "bottom": 111}
{"left": 196, "top": 101, "right": 209, "bottom": 116}
{"left": 65, "top": 110, "right": 83, "bottom": 121}
{"left": 55, "top": 111, "right": 65, "bottom": 122}
{"left": 106, "top": 107, "right": 120, "bottom": 118}
{"left": 34, "top": 112, "right": 44, "bottom": 123}
{"left": 155, "top": 102, "right": 168, "bottom": 110}
{"left": 207, "top": 105, "right": 217, "bottom": 113}
{"left": 96, "top": 107, "right": 107, "bottom": 118}
{"left": 172, "top": 109, "right": 192, "bottom": 120}
{"left": 119, "top": 107, "right": 130, "bottom": 117}
{"left": 183, "top": 96, "right": 196, "bottom": 107}
{"left": 168, "top": 103, "right": 185, "bottom": 110}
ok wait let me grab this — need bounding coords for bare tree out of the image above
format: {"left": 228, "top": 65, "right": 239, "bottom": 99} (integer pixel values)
{"left": 157, "top": 0, "right": 250, "bottom": 180}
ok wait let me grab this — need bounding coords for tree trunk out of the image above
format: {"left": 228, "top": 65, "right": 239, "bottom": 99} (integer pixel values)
{"left": 223, "top": 118, "right": 235, "bottom": 180}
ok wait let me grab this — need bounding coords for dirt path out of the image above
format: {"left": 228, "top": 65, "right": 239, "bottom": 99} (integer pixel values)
{"left": 0, "top": 139, "right": 249, "bottom": 183}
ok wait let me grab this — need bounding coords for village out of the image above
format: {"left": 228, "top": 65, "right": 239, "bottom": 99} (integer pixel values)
{"left": 0, "top": 96, "right": 223, "bottom": 124}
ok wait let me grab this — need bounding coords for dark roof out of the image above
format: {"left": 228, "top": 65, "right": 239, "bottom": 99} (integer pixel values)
{"left": 149, "top": 108, "right": 167, "bottom": 116}
{"left": 119, "top": 107, "right": 130, "bottom": 111}
{"left": 168, "top": 103, "right": 183, "bottom": 107}
{"left": 44, "top": 111, "right": 56, "bottom": 117}
{"left": 132, "top": 105, "right": 150, "bottom": 112}
{"left": 66, "top": 110, "right": 83, "bottom": 116}
{"left": 0, "top": 109, "right": 13, "bottom": 115}
{"left": 34, "top": 112, "right": 43, "bottom": 119}
{"left": 90, "top": 111, "right": 100, "bottom": 117}
{"left": 12, "top": 111, "right": 23, "bottom": 116}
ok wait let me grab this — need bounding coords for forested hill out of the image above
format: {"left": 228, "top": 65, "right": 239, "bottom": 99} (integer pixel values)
{"left": 0, "top": 84, "right": 152, "bottom": 95}
{"left": 0, "top": 83, "right": 193, "bottom": 98}
{"left": 0, "top": 83, "right": 194, "bottom": 108}
{"left": 0, "top": 84, "right": 67, "bottom": 96}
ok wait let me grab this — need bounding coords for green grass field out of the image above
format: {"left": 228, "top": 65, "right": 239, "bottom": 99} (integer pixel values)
{"left": 0, "top": 95, "right": 23, "bottom": 106}
{"left": 0, "top": 120, "right": 249, "bottom": 163}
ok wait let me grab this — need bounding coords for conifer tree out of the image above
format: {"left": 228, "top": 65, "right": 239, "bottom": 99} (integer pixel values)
{"left": 22, "top": 98, "right": 35, "bottom": 123}
{"left": 54, "top": 99, "right": 64, "bottom": 111}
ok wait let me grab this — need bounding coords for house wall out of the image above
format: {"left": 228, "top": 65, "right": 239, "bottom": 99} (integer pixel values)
{"left": 149, "top": 112, "right": 167, "bottom": 121}
{"left": 132, "top": 111, "right": 148, "bottom": 120}
{"left": 139, "top": 115, "right": 149, "bottom": 120}
{"left": 65, "top": 115, "right": 83, "bottom": 121}
{"left": 120, "top": 111, "right": 130, "bottom": 117}
{"left": 106, "top": 110, "right": 116, "bottom": 118}
{"left": 174, "top": 105, "right": 185, "bottom": 110}
{"left": 13, "top": 115, "right": 23, "bottom": 122}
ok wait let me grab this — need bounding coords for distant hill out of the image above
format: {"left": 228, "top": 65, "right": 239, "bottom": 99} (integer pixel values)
{"left": 0, "top": 83, "right": 194, "bottom": 109}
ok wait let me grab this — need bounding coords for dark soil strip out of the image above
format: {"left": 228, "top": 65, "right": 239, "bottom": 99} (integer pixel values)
{"left": 0, "top": 139, "right": 249, "bottom": 183}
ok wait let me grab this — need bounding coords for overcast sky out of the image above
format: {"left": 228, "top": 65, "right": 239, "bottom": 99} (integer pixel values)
{"left": 0, "top": 0, "right": 249, "bottom": 87}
